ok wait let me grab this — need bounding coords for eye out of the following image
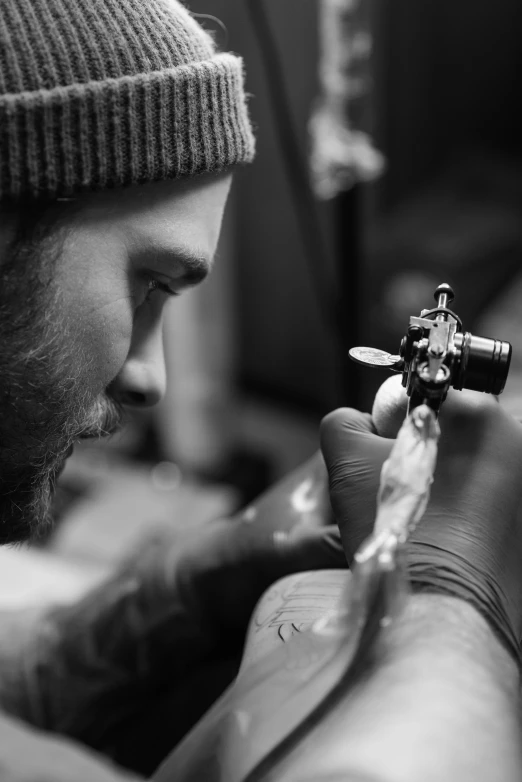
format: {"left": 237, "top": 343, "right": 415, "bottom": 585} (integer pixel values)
{"left": 143, "top": 276, "right": 179, "bottom": 304}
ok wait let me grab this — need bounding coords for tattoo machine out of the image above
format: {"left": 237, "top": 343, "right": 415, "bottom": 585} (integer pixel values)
{"left": 337, "top": 283, "right": 514, "bottom": 677}
{"left": 349, "top": 282, "right": 512, "bottom": 415}
{"left": 343, "top": 283, "right": 513, "bottom": 659}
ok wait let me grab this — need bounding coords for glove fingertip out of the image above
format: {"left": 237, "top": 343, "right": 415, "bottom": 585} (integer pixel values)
{"left": 321, "top": 408, "right": 376, "bottom": 439}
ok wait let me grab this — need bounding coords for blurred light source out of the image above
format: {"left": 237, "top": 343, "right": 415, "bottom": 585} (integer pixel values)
{"left": 150, "top": 461, "right": 182, "bottom": 492}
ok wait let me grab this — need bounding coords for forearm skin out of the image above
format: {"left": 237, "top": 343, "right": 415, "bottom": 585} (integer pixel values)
{"left": 284, "top": 595, "right": 521, "bottom": 782}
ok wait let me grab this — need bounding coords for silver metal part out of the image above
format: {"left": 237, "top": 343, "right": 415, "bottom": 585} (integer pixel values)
{"left": 349, "top": 283, "right": 511, "bottom": 414}
{"left": 418, "top": 362, "right": 450, "bottom": 384}
{"left": 349, "top": 347, "right": 402, "bottom": 369}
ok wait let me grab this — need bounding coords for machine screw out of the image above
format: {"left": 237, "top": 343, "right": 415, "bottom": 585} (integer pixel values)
{"left": 434, "top": 283, "right": 455, "bottom": 309}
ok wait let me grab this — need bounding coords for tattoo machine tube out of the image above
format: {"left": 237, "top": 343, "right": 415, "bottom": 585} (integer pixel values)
{"left": 337, "top": 405, "right": 440, "bottom": 661}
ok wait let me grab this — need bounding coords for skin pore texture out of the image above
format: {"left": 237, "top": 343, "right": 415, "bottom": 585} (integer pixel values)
{"left": 0, "top": 171, "right": 232, "bottom": 544}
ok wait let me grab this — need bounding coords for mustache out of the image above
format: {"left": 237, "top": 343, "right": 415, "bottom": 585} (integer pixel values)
{"left": 75, "top": 394, "right": 126, "bottom": 440}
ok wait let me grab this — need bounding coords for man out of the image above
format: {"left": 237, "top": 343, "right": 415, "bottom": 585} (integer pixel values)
{"left": 0, "top": 1, "right": 347, "bottom": 778}
{"left": 0, "top": 2, "right": 521, "bottom": 782}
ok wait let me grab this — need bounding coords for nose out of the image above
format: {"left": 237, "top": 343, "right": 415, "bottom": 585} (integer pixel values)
{"left": 111, "top": 310, "right": 167, "bottom": 408}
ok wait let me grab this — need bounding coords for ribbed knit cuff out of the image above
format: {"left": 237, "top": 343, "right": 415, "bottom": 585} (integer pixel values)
{"left": 0, "top": 52, "right": 255, "bottom": 202}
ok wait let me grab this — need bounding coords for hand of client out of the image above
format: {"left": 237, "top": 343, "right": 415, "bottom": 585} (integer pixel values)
{"left": 320, "top": 375, "right": 522, "bottom": 662}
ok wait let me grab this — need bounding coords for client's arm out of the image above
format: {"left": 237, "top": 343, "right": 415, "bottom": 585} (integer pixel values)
{"left": 287, "top": 594, "right": 520, "bottom": 782}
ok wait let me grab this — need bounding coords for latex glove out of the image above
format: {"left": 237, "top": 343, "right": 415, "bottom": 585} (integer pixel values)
{"left": 4, "top": 458, "right": 345, "bottom": 776}
{"left": 106, "top": 510, "right": 345, "bottom": 774}
{"left": 320, "top": 375, "right": 522, "bottom": 662}
{"left": 183, "top": 451, "right": 346, "bottom": 637}
{"left": 0, "top": 709, "right": 140, "bottom": 782}
{"left": 234, "top": 452, "right": 336, "bottom": 534}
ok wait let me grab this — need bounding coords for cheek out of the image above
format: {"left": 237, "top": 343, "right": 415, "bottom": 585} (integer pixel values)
{"left": 72, "top": 299, "right": 134, "bottom": 395}
{"left": 54, "top": 220, "right": 143, "bottom": 393}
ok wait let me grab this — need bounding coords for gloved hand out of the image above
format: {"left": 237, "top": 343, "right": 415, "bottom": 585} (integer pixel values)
{"left": 4, "top": 456, "right": 345, "bottom": 777}
{"left": 182, "top": 451, "right": 345, "bottom": 637}
{"left": 320, "top": 375, "right": 522, "bottom": 663}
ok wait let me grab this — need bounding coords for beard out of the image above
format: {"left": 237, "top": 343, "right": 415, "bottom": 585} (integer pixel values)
{"left": 0, "top": 213, "right": 125, "bottom": 544}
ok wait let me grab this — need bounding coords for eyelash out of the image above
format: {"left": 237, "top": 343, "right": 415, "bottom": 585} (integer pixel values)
{"left": 144, "top": 277, "right": 179, "bottom": 303}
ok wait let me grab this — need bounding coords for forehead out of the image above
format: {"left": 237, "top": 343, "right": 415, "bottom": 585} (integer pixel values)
{"left": 0, "top": 171, "right": 233, "bottom": 261}
{"left": 44, "top": 172, "right": 232, "bottom": 314}
{"left": 69, "top": 171, "right": 232, "bottom": 251}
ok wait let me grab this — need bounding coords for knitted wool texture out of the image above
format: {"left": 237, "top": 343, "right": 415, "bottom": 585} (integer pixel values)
{"left": 0, "top": 0, "right": 256, "bottom": 202}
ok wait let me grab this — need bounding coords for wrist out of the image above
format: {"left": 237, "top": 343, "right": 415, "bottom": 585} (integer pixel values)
{"left": 406, "top": 544, "right": 520, "bottom": 666}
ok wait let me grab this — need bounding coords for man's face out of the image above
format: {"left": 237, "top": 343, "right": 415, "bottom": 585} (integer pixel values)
{"left": 0, "top": 172, "right": 232, "bottom": 543}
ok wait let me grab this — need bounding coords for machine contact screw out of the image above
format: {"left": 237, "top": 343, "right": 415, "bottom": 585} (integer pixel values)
{"left": 434, "top": 283, "right": 455, "bottom": 309}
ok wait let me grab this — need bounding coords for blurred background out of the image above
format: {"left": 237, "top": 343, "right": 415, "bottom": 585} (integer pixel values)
{"left": 6, "top": 0, "right": 522, "bottom": 606}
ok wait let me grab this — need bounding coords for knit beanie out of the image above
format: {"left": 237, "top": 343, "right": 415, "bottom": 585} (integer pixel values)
{"left": 0, "top": 0, "right": 256, "bottom": 202}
